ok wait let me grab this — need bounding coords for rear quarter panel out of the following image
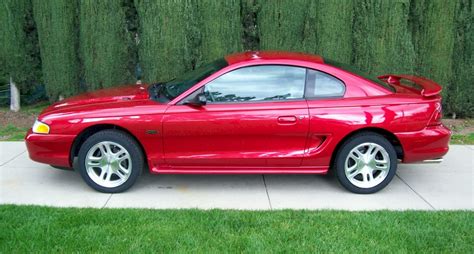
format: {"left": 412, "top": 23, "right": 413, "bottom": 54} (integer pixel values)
{"left": 303, "top": 94, "right": 437, "bottom": 167}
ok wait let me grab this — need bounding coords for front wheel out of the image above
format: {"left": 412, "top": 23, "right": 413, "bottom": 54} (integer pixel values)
{"left": 77, "top": 130, "right": 144, "bottom": 193}
{"left": 334, "top": 132, "right": 397, "bottom": 194}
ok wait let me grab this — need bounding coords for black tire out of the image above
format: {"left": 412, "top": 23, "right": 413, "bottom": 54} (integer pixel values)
{"left": 77, "top": 130, "right": 144, "bottom": 193}
{"left": 334, "top": 132, "right": 397, "bottom": 194}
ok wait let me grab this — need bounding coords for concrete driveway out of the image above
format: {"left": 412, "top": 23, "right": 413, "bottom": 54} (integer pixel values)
{"left": 0, "top": 142, "right": 472, "bottom": 210}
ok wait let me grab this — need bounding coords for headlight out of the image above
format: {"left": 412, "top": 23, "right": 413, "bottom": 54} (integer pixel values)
{"left": 32, "top": 120, "right": 50, "bottom": 134}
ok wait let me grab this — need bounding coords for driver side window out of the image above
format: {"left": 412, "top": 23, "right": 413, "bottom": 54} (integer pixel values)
{"left": 204, "top": 65, "right": 306, "bottom": 103}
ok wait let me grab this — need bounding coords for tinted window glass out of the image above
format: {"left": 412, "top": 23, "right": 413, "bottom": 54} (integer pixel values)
{"left": 305, "top": 69, "right": 345, "bottom": 98}
{"left": 204, "top": 65, "right": 306, "bottom": 103}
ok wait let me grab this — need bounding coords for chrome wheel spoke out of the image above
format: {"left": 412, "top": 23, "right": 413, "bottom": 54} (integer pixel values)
{"left": 376, "top": 163, "right": 389, "bottom": 171}
{"left": 119, "top": 163, "right": 130, "bottom": 173}
{"left": 116, "top": 170, "right": 126, "bottom": 180}
{"left": 118, "top": 154, "right": 130, "bottom": 163}
{"left": 88, "top": 155, "right": 102, "bottom": 161}
{"left": 348, "top": 153, "right": 360, "bottom": 163}
{"left": 362, "top": 173, "right": 368, "bottom": 182}
{"left": 99, "top": 168, "right": 107, "bottom": 179}
{"left": 99, "top": 144, "right": 107, "bottom": 156}
{"left": 347, "top": 169, "right": 361, "bottom": 179}
{"left": 87, "top": 160, "right": 101, "bottom": 167}
{"left": 106, "top": 143, "right": 114, "bottom": 155}
{"left": 367, "top": 172, "right": 374, "bottom": 182}
{"left": 346, "top": 163, "right": 357, "bottom": 172}
{"left": 114, "top": 150, "right": 126, "bottom": 157}
{"left": 353, "top": 149, "right": 363, "bottom": 159}
{"left": 367, "top": 144, "right": 378, "bottom": 157}
{"left": 105, "top": 170, "right": 112, "bottom": 181}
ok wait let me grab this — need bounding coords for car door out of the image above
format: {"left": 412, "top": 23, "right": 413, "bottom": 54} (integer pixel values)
{"left": 162, "top": 65, "right": 309, "bottom": 167}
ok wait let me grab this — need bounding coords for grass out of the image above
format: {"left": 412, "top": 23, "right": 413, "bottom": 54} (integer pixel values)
{"left": 0, "top": 124, "right": 29, "bottom": 141}
{"left": 0, "top": 205, "right": 473, "bottom": 253}
{"left": 451, "top": 133, "right": 474, "bottom": 145}
{"left": 0, "top": 101, "right": 49, "bottom": 140}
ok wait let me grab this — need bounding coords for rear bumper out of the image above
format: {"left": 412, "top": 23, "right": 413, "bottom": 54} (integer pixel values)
{"left": 25, "top": 129, "right": 76, "bottom": 168}
{"left": 396, "top": 124, "right": 451, "bottom": 163}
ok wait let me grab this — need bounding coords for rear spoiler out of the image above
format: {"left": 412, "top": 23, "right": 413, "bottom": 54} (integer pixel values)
{"left": 378, "top": 74, "right": 442, "bottom": 97}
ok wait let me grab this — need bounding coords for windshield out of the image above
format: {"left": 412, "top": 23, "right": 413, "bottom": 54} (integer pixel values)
{"left": 150, "top": 58, "right": 228, "bottom": 102}
{"left": 324, "top": 59, "right": 395, "bottom": 92}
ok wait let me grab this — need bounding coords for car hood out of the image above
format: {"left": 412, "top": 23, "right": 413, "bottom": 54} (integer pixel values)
{"left": 43, "top": 84, "right": 150, "bottom": 114}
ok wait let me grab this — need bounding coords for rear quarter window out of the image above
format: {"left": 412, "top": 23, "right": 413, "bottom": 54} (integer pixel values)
{"left": 305, "top": 69, "right": 345, "bottom": 98}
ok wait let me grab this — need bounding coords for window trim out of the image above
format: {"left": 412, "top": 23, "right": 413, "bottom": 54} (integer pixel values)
{"left": 185, "top": 64, "right": 308, "bottom": 105}
{"left": 304, "top": 68, "right": 346, "bottom": 100}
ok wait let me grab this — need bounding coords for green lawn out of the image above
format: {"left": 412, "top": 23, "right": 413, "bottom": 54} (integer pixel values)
{"left": 0, "top": 205, "right": 472, "bottom": 253}
{"left": 0, "top": 101, "right": 49, "bottom": 141}
{"left": 0, "top": 124, "right": 29, "bottom": 141}
{"left": 451, "top": 133, "right": 474, "bottom": 145}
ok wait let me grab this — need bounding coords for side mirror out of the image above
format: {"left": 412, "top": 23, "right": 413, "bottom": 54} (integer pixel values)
{"left": 185, "top": 93, "right": 207, "bottom": 107}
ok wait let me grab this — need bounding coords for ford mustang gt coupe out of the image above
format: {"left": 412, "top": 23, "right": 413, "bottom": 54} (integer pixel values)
{"left": 25, "top": 51, "right": 451, "bottom": 194}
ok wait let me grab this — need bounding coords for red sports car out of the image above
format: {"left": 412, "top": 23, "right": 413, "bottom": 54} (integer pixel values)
{"left": 25, "top": 51, "right": 451, "bottom": 194}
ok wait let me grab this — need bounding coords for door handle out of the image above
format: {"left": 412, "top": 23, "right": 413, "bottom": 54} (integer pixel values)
{"left": 277, "top": 116, "right": 298, "bottom": 124}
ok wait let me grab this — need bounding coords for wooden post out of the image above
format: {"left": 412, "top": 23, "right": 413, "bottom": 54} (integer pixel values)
{"left": 10, "top": 77, "right": 20, "bottom": 112}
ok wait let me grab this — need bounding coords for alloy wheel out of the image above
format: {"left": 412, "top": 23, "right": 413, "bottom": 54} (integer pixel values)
{"left": 85, "top": 141, "right": 132, "bottom": 188}
{"left": 344, "top": 142, "right": 391, "bottom": 189}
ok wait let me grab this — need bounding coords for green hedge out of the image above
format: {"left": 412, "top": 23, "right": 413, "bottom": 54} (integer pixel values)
{"left": 135, "top": 0, "right": 196, "bottom": 83}
{"left": 0, "top": 0, "right": 41, "bottom": 92}
{"left": 135, "top": 0, "right": 242, "bottom": 83}
{"left": 411, "top": 0, "right": 456, "bottom": 100}
{"left": 353, "top": 0, "right": 416, "bottom": 74}
{"left": 32, "top": 0, "right": 80, "bottom": 101}
{"left": 196, "top": 0, "right": 243, "bottom": 64}
{"left": 257, "top": 0, "right": 353, "bottom": 62}
{"left": 33, "top": 0, "right": 137, "bottom": 97}
{"left": 1, "top": 1, "right": 473, "bottom": 117}
{"left": 313, "top": 0, "right": 354, "bottom": 63}
{"left": 449, "top": 0, "right": 473, "bottom": 116}
{"left": 79, "top": 0, "right": 135, "bottom": 90}
{"left": 258, "top": 0, "right": 317, "bottom": 52}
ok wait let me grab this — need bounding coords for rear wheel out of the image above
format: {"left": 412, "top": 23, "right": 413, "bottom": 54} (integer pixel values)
{"left": 77, "top": 130, "right": 143, "bottom": 193}
{"left": 334, "top": 132, "right": 397, "bottom": 194}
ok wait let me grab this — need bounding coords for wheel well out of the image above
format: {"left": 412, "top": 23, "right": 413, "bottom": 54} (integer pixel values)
{"left": 329, "top": 127, "right": 404, "bottom": 169}
{"left": 69, "top": 124, "right": 147, "bottom": 166}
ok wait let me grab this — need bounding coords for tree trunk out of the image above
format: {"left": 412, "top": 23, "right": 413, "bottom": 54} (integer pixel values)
{"left": 10, "top": 77, "right": 20, "bottom": 112}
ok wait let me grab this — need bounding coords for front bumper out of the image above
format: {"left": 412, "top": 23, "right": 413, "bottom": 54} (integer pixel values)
{"left": 396, "top": 124, "right": 451, "bottom": 163}
{"left": 25, "top": 129, "right": 76, "bottom": 168}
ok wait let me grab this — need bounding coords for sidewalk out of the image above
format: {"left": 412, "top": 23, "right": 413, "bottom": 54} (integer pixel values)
{"left": 1, "top": 142, "right": 472, "bottom": 210}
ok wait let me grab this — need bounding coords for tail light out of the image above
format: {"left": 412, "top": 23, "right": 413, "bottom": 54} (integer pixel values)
{"left": 428, "top": 103, "right": 442, "bottom": 126}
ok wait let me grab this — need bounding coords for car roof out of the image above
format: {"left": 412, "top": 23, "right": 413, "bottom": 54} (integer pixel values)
{"left": 225, "top": 51, "right": 325, "bottom": 65}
